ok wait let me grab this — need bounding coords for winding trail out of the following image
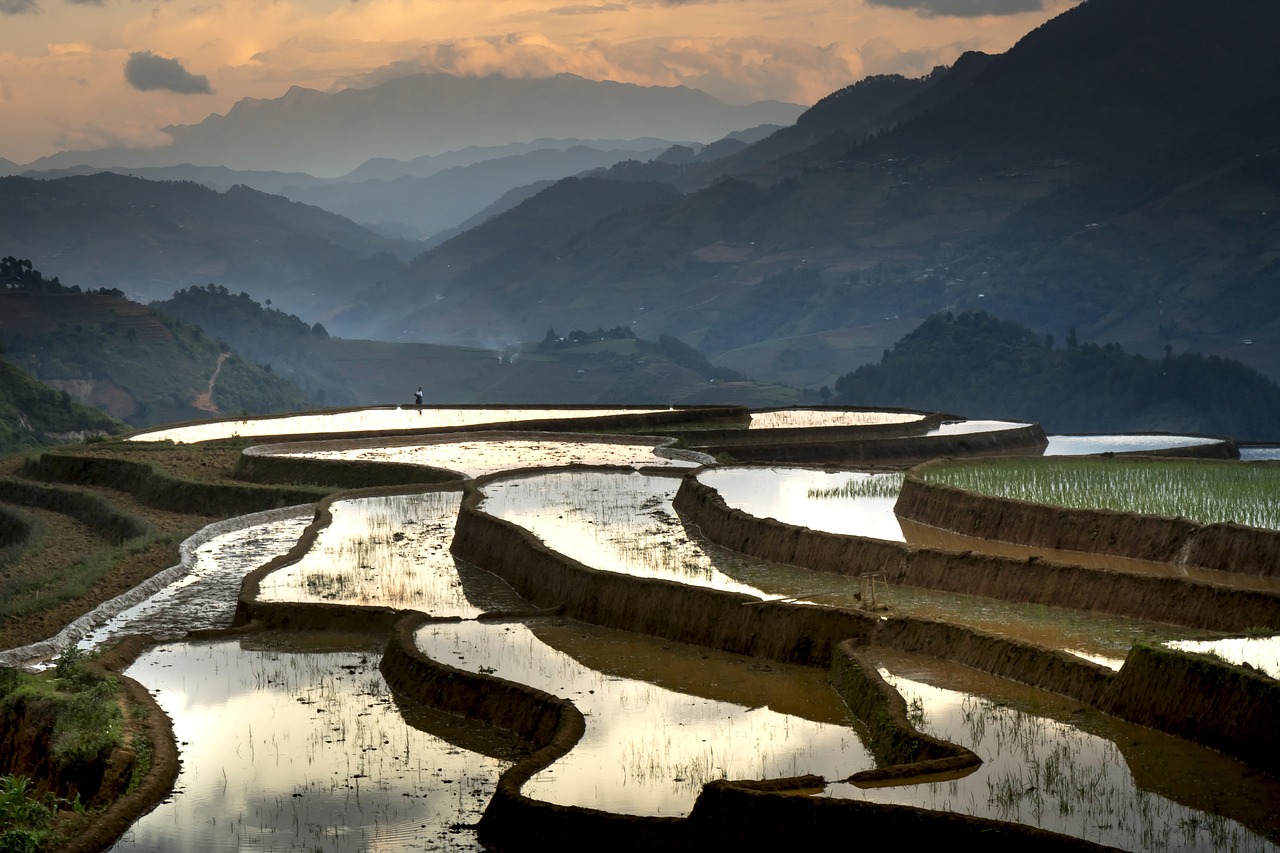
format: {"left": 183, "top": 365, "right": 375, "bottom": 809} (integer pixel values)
{"left": 192, "top": 351, "right": 229, "bottom": 412}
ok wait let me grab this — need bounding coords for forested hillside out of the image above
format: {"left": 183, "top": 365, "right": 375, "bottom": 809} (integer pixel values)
{"left": 834, "top": 312, "right": 1280, "bottom": 439}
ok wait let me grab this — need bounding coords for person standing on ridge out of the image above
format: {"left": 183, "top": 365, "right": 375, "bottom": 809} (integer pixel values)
{"left": 414, "top": 386, "right": 424, "bottom": 406}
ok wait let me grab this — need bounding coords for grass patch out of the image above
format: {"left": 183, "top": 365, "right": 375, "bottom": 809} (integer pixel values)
{"left": 807, "top": 472, "right": 904, "bottom": 500}
{"left": 919, "top": 457, "right": 1280, "bottom": 530}
{"left": 0, "top": 534, "right": 169, "bottom": 623}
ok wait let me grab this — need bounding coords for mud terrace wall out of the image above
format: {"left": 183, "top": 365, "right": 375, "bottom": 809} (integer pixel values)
{"left": 684, "top": 423, "right": 1049, "bottom": 465}
{"left": 897, "top": 463, "right": 1280, "bottom": 577}
{"left": 24, "top": 450, "right": 326, "bottom": 516}
{"left": 234, "top": 449, "right": 462, "bottom": 489}
{"left": 673, "top": 471, "right": 1280, "bottom": 775}
{"left": 451, "top": 477, "right": 880, "bottom": 666}
{"left": 675, "top": 475, "right": 1280, "bottom": 633}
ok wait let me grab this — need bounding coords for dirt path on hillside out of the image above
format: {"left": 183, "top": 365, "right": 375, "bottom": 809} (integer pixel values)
{"left": 193, "top": 351, "right": 230, "bottom": 412}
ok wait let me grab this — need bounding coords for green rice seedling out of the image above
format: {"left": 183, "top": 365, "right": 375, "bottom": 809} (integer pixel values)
{"left": 921, "top": 458, "right": 1280, "bottom": 530}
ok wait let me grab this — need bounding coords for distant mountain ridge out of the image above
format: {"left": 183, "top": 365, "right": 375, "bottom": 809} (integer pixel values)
{"left": 25, "top": 74, "right": 805, "bottom": 176}
{"left": 339, "top": 0, "right": 1280, "bottom": 387}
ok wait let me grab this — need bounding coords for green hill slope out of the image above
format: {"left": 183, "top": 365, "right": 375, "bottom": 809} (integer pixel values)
{"left": 834, "top": 312, "right": 1280, "bottom": 439}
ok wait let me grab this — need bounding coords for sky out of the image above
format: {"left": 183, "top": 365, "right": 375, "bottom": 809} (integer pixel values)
{"left": 0, "top": 0, "right": 1079, "bottom": 165}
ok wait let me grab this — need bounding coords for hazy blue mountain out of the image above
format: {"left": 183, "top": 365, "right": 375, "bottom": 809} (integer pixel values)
{"left": 0, "top": 173, "right": 417, "bottom": 320}
{"left": 25, "top": 74, "right": 804, "bottom": 176}
{"left": 339, "top": 0, "right": 1280, "bottom": 385}
{"left": 281, "top": 144, "right": 669, "bottom": 240}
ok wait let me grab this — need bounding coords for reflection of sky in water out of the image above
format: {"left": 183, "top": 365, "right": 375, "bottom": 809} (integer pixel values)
{"left": 258, "top": 492, "right": 520, "bottom": 616}
{"left": 1241, "top": 446, "right": 1280, "bottom": 461}
{"left": 113, "top": 639, "right": 504, "bottom": 853}
{"left": 415, "top": 620, "right": 872, "bottom": 816}
{"left": 129, "top": 407, "right": 668, "bottom": 444}
{"left": 829, "top": 670, "right": 1278, "bottom": 853}
{"left": 480, "top": 470, "right": 808, "bottom": 600}
{"left": 748, "top": 410, "right": 925, "bottom": 429}
{"left": 479, "top": 470, "right": 1205, "bottom": 661}
{"left": 926, "top": 419, "right": 1030, "bottom": 435}
{"left": 1045, "top": 434, "right": 1220, "bottom": 455}
{"left": 78, "top": 509, "right": 313, "bottom": 652}
{"left": 269, "top": 437, "right": 695, "bottom": 478}
{"left": 696, "top": 467, "right": 905, "bottom": 540}
{"left": 1165, "top": 636, "right": 1280, "bottom": 679}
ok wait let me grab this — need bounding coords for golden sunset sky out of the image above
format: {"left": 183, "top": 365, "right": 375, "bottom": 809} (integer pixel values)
{"left": 0, "top": 0, "right": 1078, "bottom": 164}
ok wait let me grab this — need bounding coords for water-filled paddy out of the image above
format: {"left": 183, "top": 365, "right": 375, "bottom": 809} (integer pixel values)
{"left": 830, "top": 650, "right": 1280, "bottom": 852}
{"left": 112, "top": 633, "right": 513, "bottom": 853}
{"left": 696, "top": 467, "right": 905, "bottom": 540}
{"left": 257, "top": 492, "right": 526, "bottom": 615}
{"left": 415, "top": 618, "right": 873, "bottom": 815}
{"left": 747, "top": 409, "right": 926, "bottom": 429}
{"left": 128, "top": 407, "right": 669, "bottom": 444}
{"left": 479, "top": 469, "right": 1214, "bottom": 665}
{"left": 925, "top": 419, "right": 1030, "bottom": 435}
{"left": 262, "top": 435, "right": 698, "bottom": 478}
{"left": 1164, "top": 635, "right": 1280, "bottom": 679}
{"left": 1044, "top": 434, "right": 1223, "bottom": 456}
{"left": 76, "top": 508, "right": 314, "bottom": 653}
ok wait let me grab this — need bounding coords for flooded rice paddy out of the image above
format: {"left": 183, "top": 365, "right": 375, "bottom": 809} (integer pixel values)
{"left": 261, "top": 435, "right": 698, "bottom": 479}
{"left": 1163, "top": 635, "right": 1280, "bottom": 679}
{"left": 415, "top": 618, "right": 873, "bottom": 815}
{"left": 55, "top": 419, "right": 1280, "bottom": 850}
{"left": 113, "top": 633, "right": 513, "bottom": 853}
{"left": 128, "top": 407, "right": 669, "bottom": 444}
{"left": 835, "top": 650, "right": 1280, "bottom": 852}
{"left": 75, "top": 508, "right": 315, "bottom": 654}
{"left": 696, "top": 467, "right": 905, "bottom": 540}
{"left": 256, "top": 492, "right": 525, "bottom": 615}
{"left": 480, "top": 469, "right": 1216, "bottom": 665}
{"left": 747, "top": 409, "right": 925, "bottom": 429}
{"left": 1044, "top": 434, "right": 1223, "bottom": 455}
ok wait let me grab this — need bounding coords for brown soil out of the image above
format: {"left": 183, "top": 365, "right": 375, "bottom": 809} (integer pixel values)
{"left": 0, "top": 444, "right": 259, "bottom": 651}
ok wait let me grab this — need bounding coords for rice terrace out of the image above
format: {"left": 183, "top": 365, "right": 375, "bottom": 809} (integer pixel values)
{"left": 1, "top": 404, "right": 1278, "bottom": 852}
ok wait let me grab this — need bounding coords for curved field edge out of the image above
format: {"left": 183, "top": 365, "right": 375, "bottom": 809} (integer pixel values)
{"left": 672, "top": 470, "right": 1280, "bottom": 773}
{"left": 899, "top": 457, "right": 1280, "bottom": 577}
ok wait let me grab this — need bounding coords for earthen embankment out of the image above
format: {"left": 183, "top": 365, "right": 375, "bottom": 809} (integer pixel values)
{"left": 896, "top": 461, "right": 1280, "bottom": 577}
{"left": 674, "top": 473, "right": 1280, "bottom": 632}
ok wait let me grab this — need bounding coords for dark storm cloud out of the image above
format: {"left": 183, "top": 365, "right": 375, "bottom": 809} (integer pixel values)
{"left": 124, "top": 51, "right": 213, "bottom": 94}
{"left": 866, "top": 0, "right": 1045, "bottom": 17}
{"left": 0, "top": 0, "right": 38, "bottom": 14}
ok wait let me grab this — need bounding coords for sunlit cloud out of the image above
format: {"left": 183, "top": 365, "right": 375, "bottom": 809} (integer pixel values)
{"left": 866, "top": 0, "right": 1046, "bottom": 17}
{"left": 125, "top": 50, "right": 214, "bottom": 94}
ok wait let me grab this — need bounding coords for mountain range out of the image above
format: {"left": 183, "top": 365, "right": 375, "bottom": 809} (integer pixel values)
{"left": 22, "top": 74, "right": 803, "bottom": 177}
{"left": 4, "top": 0, "right": 1279, "bottom": 394}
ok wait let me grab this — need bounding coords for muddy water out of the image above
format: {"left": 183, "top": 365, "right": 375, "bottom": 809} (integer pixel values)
{"left": 77, "top": 508, "right": 314, "bottom": 651}
{"left": 480, "top": 470, "right": 1213, "bottom": 665}
{"left": 748, "top": 410, "right": 925, "bottom": 429}
{"left": 112, "top": 632, "right": 513, "bottom": 853}
{"left": 128, "top": 407, "right": 670, "bottom": 444}
{"left": 263, "top": 435, "right": 698, "bottom": 478}
{"left": 257, "top": 492, "right": 525, "bottom": 615}
{"left": 697, "top": 467, "right": 905, "bottom": 540}
{"left": 415, "top": 618, "right": 873, "bottom": 815}
{"left": 830, "top": 649, "right": 1280, "bottom": 852}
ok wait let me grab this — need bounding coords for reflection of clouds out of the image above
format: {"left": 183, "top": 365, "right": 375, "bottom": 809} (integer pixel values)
{"left": 119, "top": 641, "right": 504, "bottom": 852}
{"left": 416, "top": 621, "right": 872, "bottom": 815}
{"left": 698, "top": 467, "right": 906, "bottom": 541}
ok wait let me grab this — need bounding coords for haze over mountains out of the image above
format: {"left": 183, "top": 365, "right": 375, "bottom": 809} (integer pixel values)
{"left": 3, "top": 0, "right": 1279, "bottom": 407}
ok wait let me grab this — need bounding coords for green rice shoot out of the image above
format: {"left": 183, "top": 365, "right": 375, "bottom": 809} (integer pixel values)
{"left": 919, "top": 458, "right": 1280, "bottom": 531}
{"left": 807, "top": 473, "right": 905, "bottom": 500}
